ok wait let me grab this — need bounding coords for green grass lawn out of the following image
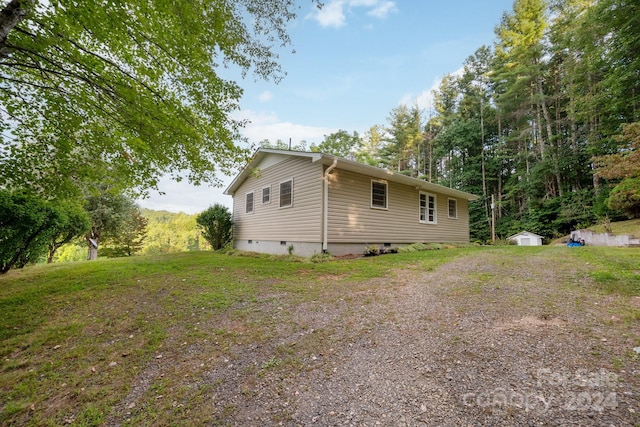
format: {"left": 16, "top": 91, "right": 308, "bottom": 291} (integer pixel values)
{"left": 0, "top": 246, "right": 638, "bottom": 426}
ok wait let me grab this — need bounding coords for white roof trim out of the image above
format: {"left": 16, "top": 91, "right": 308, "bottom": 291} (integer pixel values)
{"left": 224, "top": 148, "right": 479, "bottom": 201}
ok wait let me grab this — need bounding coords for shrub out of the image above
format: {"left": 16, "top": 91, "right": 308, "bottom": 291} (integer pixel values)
{"left": 364, "top": 246, "right": 379, "bottom": 256}
{"left": 196, "top": 204, "right": 233, "bottom": 250}
{"left": 310, "top": 252, "right": 333, "bottom": 263}
{"left": 397, "top": 242, "right": 444, "bottom": 253}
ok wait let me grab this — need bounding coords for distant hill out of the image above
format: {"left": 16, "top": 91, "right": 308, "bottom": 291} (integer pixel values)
{"left": 54, "top": 209, "right": 211, "bottom": 263}
{"left": 140, "top": 208, "right": 211, "bottom": 255}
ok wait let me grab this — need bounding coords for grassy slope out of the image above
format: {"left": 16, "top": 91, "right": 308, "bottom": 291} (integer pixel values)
{"left": 0, "top": 247, "right": 638, "bottom": 426}
{"left": 588, "top": 218, "right": 640, "bottom": 236}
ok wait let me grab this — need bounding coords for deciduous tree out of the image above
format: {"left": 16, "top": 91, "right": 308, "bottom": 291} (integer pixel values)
{"left": 196, "top": 204, "right": 233, "bottom": 250}
{"left": 0, "top": 190, "right": 60, "bottom": 272}
{"left": 46, "top": 200, "right": 91, "bottom": 263}
{"left": 310, "top": 130, "right": 360, "bottom": 158}
{"left": 100, "top": 206, "right": 148, "bottom": 257}
{"left": 0, "top": 0, "right": 319, "bottom": 197}
{"left": 85, "top": 189, "right": 138, "bottom": 260}
{"left": 594, "top": 122, "right": 640, "bottom": 217}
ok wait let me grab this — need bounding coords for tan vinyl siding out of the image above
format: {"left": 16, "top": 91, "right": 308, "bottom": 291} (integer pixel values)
{"left": 327, "top": 168, "right": 469, "bottom": 243}
{"left": 232, "top": 156, "right": 323, "bottom": 242}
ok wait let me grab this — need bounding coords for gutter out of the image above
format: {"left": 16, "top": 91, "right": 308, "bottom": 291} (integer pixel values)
{"left": 322, "top": 159, "right": 338, "bottom": 252}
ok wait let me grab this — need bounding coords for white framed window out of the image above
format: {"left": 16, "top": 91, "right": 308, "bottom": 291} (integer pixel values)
{"left": 371, "top": 180, "right": 388, "bottom": 209}
{"left": 419, "top": 192, "right": 436, "bottom": 224}
{"left": 245, "top": 192, "right": 254, "bottom": 214}
{"left": 448, "top": 198, "right": 457, "bottom": 219}
{"left": 262, "top": 186, "right": 271, "bottom": 204}
{"left": 279, "top": 179, "right": 293, "bottom": 208}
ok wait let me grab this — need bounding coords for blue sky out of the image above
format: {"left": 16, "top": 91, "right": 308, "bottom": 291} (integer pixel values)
{"left": 139, "top": 0, "right": 515, "bottom": 214}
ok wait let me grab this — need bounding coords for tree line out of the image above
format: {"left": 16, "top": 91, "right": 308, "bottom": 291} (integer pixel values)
{"left": 264, "top": 0, "right": 640, "bottom": 242}
{"left": 1, "top": 191, "right": 233, "bottom": 272}
{"left": 1, "top": 0, "right": 638, "bottom": 266}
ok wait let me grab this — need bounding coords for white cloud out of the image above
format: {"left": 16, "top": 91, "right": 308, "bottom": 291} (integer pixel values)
{"left": 138, "top": 176, "right": 232, "bottom": 214}
{"left": 349, "top": 0, "right": 378, "bottom": 5}
{"left": 240, "top": 109, "right": 336, "bottom": 145}
{"left": 399, "top": 67, "right": 465, "bottom": 113}
{"left": 309, "top": 0, "right": 397, "bottom": 28}
{"left": 258, "top": 90, "right": 273, "bottom": 102}
{"left": 367, "top": 1, "right": 397, "bottom": 18}
{"left": 138, "top": 112, "right": 337, "bottom": 213}
{"left": 398, "top": 81, "right": 438, "bottom": 112}
{"left": 313, "top": 0, "right": 347, "bottom": 28}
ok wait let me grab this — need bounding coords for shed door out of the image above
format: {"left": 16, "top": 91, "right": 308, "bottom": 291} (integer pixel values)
{"left": 520, "top": 237, "right": 531, "bottom": 246}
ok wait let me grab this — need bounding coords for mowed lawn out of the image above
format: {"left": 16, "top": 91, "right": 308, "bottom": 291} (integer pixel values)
{"left": 0, "top": 246, "right": 638, "bottom": 426}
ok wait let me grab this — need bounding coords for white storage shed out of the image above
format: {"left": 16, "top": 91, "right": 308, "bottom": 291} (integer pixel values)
{"left": 508, "top": 231, "right": 544, "bottom": 246}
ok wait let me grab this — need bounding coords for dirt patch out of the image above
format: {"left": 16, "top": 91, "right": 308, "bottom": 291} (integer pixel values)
{"left": 494, "top": 315, "right": 568, "bottom": 331}
{"left": 106, "top": 250, "right": 640, "bottom": 426}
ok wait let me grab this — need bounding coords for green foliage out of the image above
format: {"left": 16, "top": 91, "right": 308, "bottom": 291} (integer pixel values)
{"left": 85, "top": 189, "right": 139, "bottom": 259}
{"left": 364, "top": 246, "right": 379, "bottom": 256}
{"left": 0, "top": 0, "right": 318, "bottom": 198}
{"left": 310, "top": 252, "right": 333, "bottom": 263}
{"left": 196, "top": 204, "right": 233, "bottom": 250}
{"left": 100, "top": 207, "right": 148, "bottom": 257}
{"left": 0, "top": 190, "right": 62, "bottom": 273}
{"left": 593, "top": 123, "right": 640, "bottom": 218}
{"left": 355, "top": 125, "right": 385, "bottom": 166}
{"left": 553, "top": 190, "right": 597, "bottom": 232}
{"left": 606, "top": 178, "right": 640, "bottom": 217}
{"left": 46, "top": 200, "right": 91, "bottom": 263}
{"left": 310, "top": 130, "right": 360, "bottom": 158}
{"left": 53, "top": 242, "right": 87, "bottom": 263}
{"left": 594, "top": 123, "right": 640, "bottom": 180}
{"left": 396, "top": 243, "right": 443, "bottom": 253}
{"left": 259, "top": 139, "right": 308, "bottom": 151}
{"left": 53, "top": 208, "right": 208, "bottom": 261}
{"left": 378, "top": 104, "right": 424, "bottom": 175}
{"left": 380, "top": 0, "right": 640, "bottom": 239}
{"left": 141, "top": 209, "right": 209, "bottom": 254}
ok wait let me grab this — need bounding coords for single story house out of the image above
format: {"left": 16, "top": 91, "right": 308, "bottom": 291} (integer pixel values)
{"left": 507, "top": 231, "right": 544, "bottom": 246}
{"left": 223, "top": 149, "right": 479, "bottom": 257}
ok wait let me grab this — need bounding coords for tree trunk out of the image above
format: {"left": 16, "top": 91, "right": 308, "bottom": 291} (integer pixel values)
{"left": 47, "top": 244, "right": 55, "bottom": 264}
{"left": 536, "top": 102, "right": 545, "bottom": 159}
{"left": 87, "top": 244, "right": 98, "bottom": 260}
{"left": 537, "top": 77, "right": 554, "bottom": 155}
{"left": 480, "top": 92, "right": 488, "bottom": 223}
{"left": 86, "top": 236, "right": 99, "bottom": 260}
{"left": 0, "top": 0, "right": 33, "bottom": 56}
{"left": 497, "top": 113, "right": 503, "bottom": 219}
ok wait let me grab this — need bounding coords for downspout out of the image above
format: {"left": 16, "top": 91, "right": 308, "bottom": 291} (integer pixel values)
{"left": 323, "top": 159, "right": 338, "bottom": 252}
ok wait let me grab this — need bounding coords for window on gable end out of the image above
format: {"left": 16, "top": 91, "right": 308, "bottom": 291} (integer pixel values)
{"left": 245, "top": 192, "right": 254, "bottom": 214}
{"left": 262, "top": 186, "right": 270, "bottom": 204}
{"left": 371, "top": 180, "right": 387, "bottom": 209}
{"left": 279, "top": 179, "right": 293, "bottom": 208}
{"left": 448, "top": 198, "right": 457, "bottom": 219}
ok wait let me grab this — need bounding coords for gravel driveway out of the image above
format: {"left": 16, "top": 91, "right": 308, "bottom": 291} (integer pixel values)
{"left": 112, "top": 249, "right": 640, "bottom": 426}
